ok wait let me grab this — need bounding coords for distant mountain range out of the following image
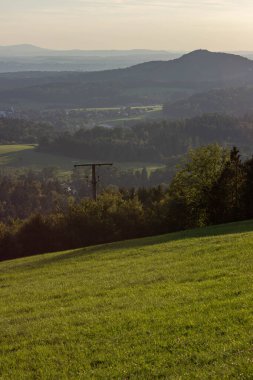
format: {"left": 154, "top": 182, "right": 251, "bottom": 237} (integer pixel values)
{"left": 0, "top": 44, "right": 253, "bottom": 74}
{"left": 0, "top": 49, "right": 253, "bottom": 111}
{"left": 0, "top": 44, "right": 178, "bottom": 57}
{"left": 0, "top": 44, "right": 252, "bottom": 58}
{"left": 0, "top": 44, "right": 183, "bottom": 73}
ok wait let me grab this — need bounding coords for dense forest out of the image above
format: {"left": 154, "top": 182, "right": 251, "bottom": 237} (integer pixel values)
{"left": 1, "top": 144, "right": 253, "bottom": 261}
{"left": 164, "top": 87, "right": 253, "bottom": 119}
{"left": 0, "top": 118, "right": 55, "bottom": 143}
{"left": 39, "top": 114, "right": 253, "bottom": 162}
{"left": 0, "top": 169, "right": 69, "bottom": 221}
{"left": 0, "top": 165, "right": 177, "bottom": 223}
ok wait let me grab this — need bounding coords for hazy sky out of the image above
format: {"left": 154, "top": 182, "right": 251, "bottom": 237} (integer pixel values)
{"left": 1, "top": 0, "right": 253, "bottom": 50}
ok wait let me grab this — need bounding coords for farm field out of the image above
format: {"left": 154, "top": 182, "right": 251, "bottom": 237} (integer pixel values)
{"left": 68, "top": 104, "right": 163, "bottom": 127}
{"left": 0, "top": 144, "right": 165, "bottom": 175}
{"left": 1, "top": 220, "right": 253, "bottom": 378}
{"left": 73, "top": 105, "right": 163, "bottom": 112}
{"left": 69, "top": 104, "right": 163, "bottom": 127}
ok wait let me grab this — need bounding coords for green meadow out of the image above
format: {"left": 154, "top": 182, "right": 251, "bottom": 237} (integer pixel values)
{"left": 1, "top": 220, "right": 253, "bottom": 379}
{"left": 0, "top": 144, "right": 164, "bottom": 176}
{"left": 0, "top": 144, "right": 75, "bottom": 171}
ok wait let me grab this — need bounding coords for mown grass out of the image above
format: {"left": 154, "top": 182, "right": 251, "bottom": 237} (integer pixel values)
{"left": 0, "top": 144, "right": 36, "bottom": 155}
{"left": 1, "top": 220, "right": 253, "bottom": 379}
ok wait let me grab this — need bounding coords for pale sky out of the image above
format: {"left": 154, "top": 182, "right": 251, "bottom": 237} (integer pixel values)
{"left": 1, "top": 0, "right": 253, "bottom": 50}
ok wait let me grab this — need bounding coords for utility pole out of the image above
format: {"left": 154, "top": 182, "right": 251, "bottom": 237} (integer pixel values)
{"left": 74, "top": 163, "right": 113, "bottom": 200}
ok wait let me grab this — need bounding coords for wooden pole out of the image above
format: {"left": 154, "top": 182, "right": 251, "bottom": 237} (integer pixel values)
{"left": 74, "top": 163, "right": 113, "bottom": 200}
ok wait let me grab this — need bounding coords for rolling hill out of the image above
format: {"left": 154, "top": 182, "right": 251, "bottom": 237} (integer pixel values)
{"left": 123, "top": 49, "right": 253, "bottom": 84}
{"left": 1, "top": 220, "right": 253, "bottom": 378}
{"left": 1, "top": 50, "right": 253, "bottom": 109}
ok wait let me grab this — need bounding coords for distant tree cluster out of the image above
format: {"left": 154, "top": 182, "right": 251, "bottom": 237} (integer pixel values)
{"left": 0, "top": 169, "right": 69, "bottom": 222}
{"left": 2, "top": 144, "right": 253, "bottom": 261}
{"left": 0, "top": 118, "right": 54, "bottom": 143}
{"left": 39, "top": 114, "right": 253, "bottom": 162}
{"left": 163, "top": 87, "right": 253, "bottom": 119}
{"left": 0, "top": 165, "right": 175, "bottom": 224}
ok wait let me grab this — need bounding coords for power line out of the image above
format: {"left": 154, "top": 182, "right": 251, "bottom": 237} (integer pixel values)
{"left": 74, "top": 163, "right": 113, "bottom": 200}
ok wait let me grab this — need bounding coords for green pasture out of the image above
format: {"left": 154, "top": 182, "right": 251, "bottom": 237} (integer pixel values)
{"left": 1, "top": 220, "right": 253, "bottom": 378}
{"left": 0, "top": 144, "right": 75, "bottom": 174}
{"left": 0, "top": 144, "right": 165, "bottom": 176}
{"left": 0, "top": 144, "right": 35, "bottom": 155}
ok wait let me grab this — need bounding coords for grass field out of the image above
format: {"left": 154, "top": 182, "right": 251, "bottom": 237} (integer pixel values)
{"left": 0, "top": 144, "right": 35, "bottom": 155}
{"left": 0, "top": 144, "right": 76, "bottom": 171}
{"left": 1, "top": 220, "right": 253, "bottom": 379}
{"left": 0, "top": 144, "right": 164, "bottom": 176}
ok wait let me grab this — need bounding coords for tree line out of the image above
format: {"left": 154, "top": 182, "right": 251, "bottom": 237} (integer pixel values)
{"left": 1, "top": 144, "right": 253, "bottom": 261}
{"left": 163, "top": 87, "right": 253, "bottom": 119}
{"left": 0, "top": 118, "right": 55, "bottom": 144}
{"left": 39, "top": 114, "right": 253, "bottom": 162}
{"left": 0, "top": 164, "right": 176, "bottom": 223}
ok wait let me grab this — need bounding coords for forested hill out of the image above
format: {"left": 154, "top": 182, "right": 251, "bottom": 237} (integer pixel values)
{"left": 1, "top": 50, "right": 253, "bottom": 108}
{"left": 164, "top": 87, "right": 253, "bottom": 119}
{"left": 52, "top": 49, "right": 253, "bottom": 84}
{"left": 124, "top": 50, "right": 253, "bottom": 84}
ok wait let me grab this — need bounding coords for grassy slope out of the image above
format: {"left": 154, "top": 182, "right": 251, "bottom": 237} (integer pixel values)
{"left": 1, "top": 221, "right": 253, "bottom": 379}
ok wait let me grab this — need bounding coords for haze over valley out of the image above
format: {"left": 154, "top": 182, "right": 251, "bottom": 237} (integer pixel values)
{"left": 0, "top": 44, "right": 183, "bottom": 73}
{"left": 2, "top": 1, "right": 253, "bottom": 378}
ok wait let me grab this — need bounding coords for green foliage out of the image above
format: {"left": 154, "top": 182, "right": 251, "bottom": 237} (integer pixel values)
{"left": 206, "top": 147, "right": 245, "bottom": 223}
{"left": 1, "top": 220, "right": 253, "bottom": 378}
{"left": 169, "top": 145, "right": 229, "bottom": 226}
{"left": 3, "top": 144, "right": 253, "bottom": 260}
{"left": 168, "top": 145, "right": 253, "bottom": 229}
{"left": 0, "top": 192, "right": 150, "bottom": 260}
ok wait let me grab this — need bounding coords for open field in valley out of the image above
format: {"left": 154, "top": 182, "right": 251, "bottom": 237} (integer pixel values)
{"left": 0, "top": 144, "right": 165, "bottom": 176}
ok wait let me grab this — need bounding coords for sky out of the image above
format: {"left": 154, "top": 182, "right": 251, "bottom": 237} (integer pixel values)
{"left": 1, "top": 0, "right": 253, "bottom": 51}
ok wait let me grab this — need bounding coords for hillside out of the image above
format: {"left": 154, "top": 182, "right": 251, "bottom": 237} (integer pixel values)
{"left": 1, "top": 220, "right": 253, "bottom": 378}
{"left": 164, "top": 86, "right": 253, "bottom": 118}
{"left": 124, "top": 49, "right": 253, "bottom": 83}
{"left": 1, "top": 50, "right": 253, "bottom": 109}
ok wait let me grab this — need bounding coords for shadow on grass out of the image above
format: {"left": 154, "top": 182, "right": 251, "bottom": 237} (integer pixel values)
{"left": 8, "top": 219, "right": 253, "bottom": 272}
